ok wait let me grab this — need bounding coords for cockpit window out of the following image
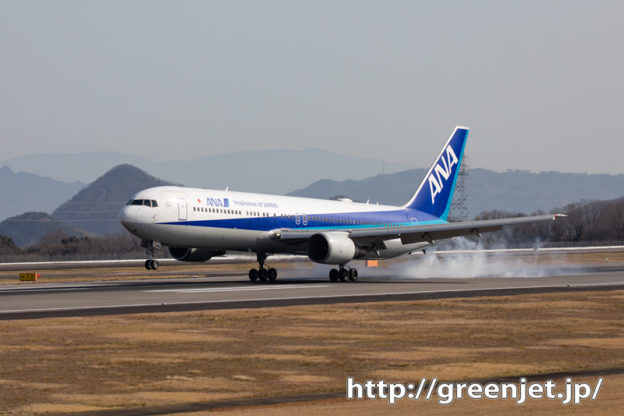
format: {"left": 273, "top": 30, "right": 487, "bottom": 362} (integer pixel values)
{"left": 127, "top": 199, "right": 159, "bottom": 207}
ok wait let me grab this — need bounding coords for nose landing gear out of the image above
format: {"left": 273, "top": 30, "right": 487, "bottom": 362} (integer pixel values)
{"left": 143, "top": 240, "right": 160, "bottom": 270}
{"left": 145, "top": 259, "right": 159, "bottom": 270}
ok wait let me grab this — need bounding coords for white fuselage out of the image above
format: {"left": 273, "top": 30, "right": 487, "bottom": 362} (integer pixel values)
{"left": 119, "top": 186, "right": 433, "bottom": 260}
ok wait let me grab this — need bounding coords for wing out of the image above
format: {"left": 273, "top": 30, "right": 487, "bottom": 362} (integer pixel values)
{"left": 274, "top": 214, "right": 565, "bottom": 246}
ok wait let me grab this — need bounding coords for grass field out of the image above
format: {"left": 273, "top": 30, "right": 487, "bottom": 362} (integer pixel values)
{"left": 1, "top": 289, "right": 623, "bottom": 415}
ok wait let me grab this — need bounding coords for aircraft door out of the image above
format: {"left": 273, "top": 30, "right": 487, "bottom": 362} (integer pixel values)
{"left": 177, "top": 199, "right": 188, "bottom": 221}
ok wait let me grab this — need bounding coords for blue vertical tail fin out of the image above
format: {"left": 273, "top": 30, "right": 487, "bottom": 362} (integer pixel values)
{"left": 403, "top": 126, "right": 469, "bottom": 220}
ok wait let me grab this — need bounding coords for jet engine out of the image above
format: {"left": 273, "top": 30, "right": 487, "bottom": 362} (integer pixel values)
{"left": 168, "top": 247, "right": 225, "bottom": 262}
{"left": 307, "top": 232, "right": 357, "bottom": 265}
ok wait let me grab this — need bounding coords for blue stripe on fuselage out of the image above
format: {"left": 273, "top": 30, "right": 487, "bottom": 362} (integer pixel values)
{"left": 158, "top": 209, "right": 446, "bottom": 232}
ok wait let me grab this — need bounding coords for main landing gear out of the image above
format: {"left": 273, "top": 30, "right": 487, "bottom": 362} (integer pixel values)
{"left": 249, "top": 253, "right": 277, "bottom": 283}
{"left": 329, "top": 266, "right": 358, "bottom": 282}
{"left": 143, "top": 240, "right": 159, "bottom": 270}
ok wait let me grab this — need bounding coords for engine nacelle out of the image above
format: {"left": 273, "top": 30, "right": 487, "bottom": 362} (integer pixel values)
{"left": 168, "top": 247, "right": 225, "bottom": 262}
{"left": 307, "top": 232, "right": 357, "bottom": 265}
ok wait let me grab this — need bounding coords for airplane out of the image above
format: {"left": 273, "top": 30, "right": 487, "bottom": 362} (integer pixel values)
{"left": 119, "top": 126, "right": 564, "bottom": 282}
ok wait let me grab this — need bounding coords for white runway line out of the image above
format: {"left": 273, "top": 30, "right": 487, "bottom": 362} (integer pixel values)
{"left": 145, "top": 284, "right": 330, "bottom": 294}
{"left": 0, "top": 287, "right": 88, "bottom": 293}
{"left": 1, "top": 282, "right": 623, "bottom": 316}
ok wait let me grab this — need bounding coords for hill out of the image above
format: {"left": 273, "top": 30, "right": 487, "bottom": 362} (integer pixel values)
{"left": 0, "top": 166, "right": 85, "bottom": 222}
{"left": 0, "top": 234, "right": 21, "bottom": 255}
{"left": 1, "top": 152, "right": 151, "bottom": 184}
{"left": 52, "top": 164, "right": 174, "bottom": 235}
{"left": 0, "top": 212, "right": 75, "bottom": 247}
{"left": 288, "top": 168, "right": 624, "bottom": 217}
{"left": 2, "top": 149, "right": 412, "bottom": 195}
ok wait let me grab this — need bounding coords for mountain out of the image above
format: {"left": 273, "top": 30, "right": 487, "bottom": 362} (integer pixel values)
{"left": 288, "top": 169, "right": 426, "bottom": 205}
{"left": 2, "top": 152, "right": 150, "bottom": 184}
{"left": 288, "top": 168, "right": 624, "bottom": 218}
{"left": 466, "top": 169, "right": 624, "bottom": 216}
{"left": 0, "top": 234, "right": 21, "bottom": 255}
{"left": 6, "top": 159, "right": 624, "bottom": 245}
{"left": 52, "top": 164, "right": 174, "bottom": 235}
{"left": 2, "top": 149, "right": 412, "bottom": 195}
{"left": 0, "top": 212, "right": 73, "bottom": 247}
{"left": 0, "top": 166, "right": 85, "bottom": 222}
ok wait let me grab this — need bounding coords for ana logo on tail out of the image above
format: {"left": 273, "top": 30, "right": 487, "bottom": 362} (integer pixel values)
{"left": 428, "top": 144, "right": 459, "bottom": 204}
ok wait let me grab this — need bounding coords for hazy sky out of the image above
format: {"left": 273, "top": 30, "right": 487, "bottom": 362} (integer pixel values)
{"left": 1, "top": 1, "right": 622, "bottom": 174}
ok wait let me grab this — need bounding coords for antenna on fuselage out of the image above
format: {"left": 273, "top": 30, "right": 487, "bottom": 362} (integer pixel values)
{"left": 225, "top": 186, "right": 229, "bottom": 191}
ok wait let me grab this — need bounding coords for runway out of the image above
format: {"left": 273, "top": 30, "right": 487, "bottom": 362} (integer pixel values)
{"left": 2, "top": 263, "right": 624, "bottom": 320}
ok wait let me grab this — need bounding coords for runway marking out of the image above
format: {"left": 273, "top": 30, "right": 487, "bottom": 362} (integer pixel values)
{"left": 2, "top": 282, "right": 624, "bottom": 317}
{"left": 144, "top": 284, "right": 330, "bottom": 294}
{"left": 0, "top": 287, "right": 88, "bottom": 294}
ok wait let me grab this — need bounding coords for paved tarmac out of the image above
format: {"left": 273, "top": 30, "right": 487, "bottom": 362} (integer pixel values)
{"left": 1, "top": 262, "right": 624, "bottom": 320}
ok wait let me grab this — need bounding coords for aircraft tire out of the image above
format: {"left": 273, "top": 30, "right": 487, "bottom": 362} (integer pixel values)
{"left": 258, "top": 268, "right": 268, "bottom": 282}
{"left": 268, "top": 268, "right": 277, "bottom": 281}
{"left": 329, "top": 269, "right": 339, "bottom": 282}
{"left": 249, "top": 269, "right": 258, "bottom": 282}
{"left": 145, "top": 260, "right": 152, "bottom": 270}
{"left": 339, "top": 268, "right": 348, "bottom": 282}
{"left": 151, "top": 259, "right": 159, "bottom": 270}
{"left": 348, "top": 268, "right": 358, "bottom": 281}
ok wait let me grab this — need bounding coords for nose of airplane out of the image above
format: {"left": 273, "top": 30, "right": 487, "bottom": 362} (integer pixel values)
{"left": 119, "top": 205, "right": 140, "bottom": 231}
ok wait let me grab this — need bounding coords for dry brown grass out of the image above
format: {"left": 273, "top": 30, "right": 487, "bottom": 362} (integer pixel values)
{"left": 0, "top": 290, "right": 623, "bottom": 415}
{"left": 176, "top": 374, "right": 624, "bottom": 416}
